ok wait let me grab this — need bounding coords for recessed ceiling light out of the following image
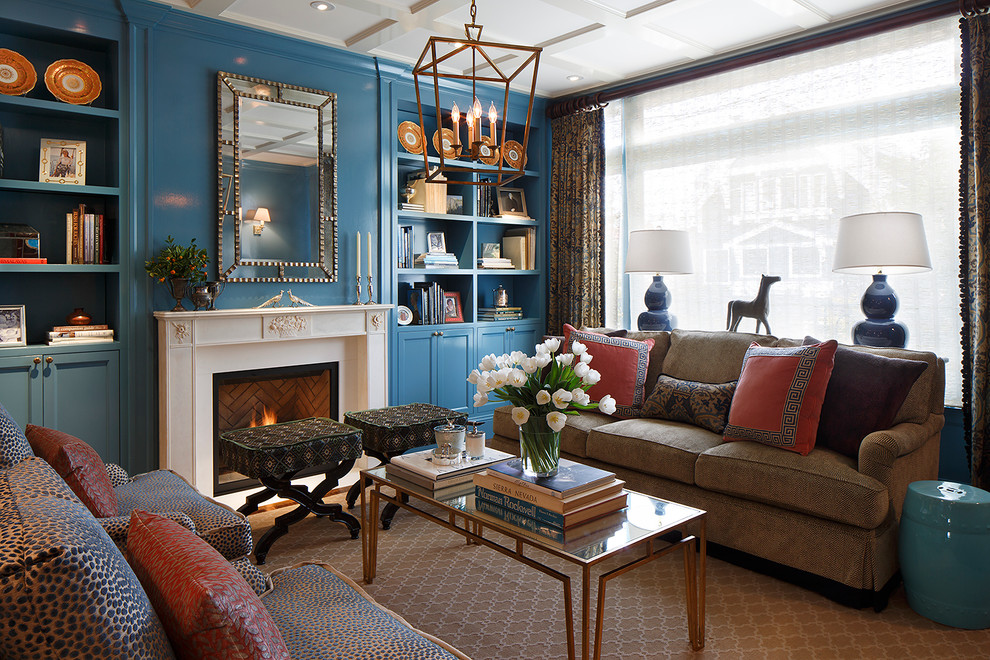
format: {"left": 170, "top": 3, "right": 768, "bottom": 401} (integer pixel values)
{"left": 566, "top": 74, "right": 583, "bottom": 82}
{"left": 310, "top": 1, "right": 333, "bottom": 10}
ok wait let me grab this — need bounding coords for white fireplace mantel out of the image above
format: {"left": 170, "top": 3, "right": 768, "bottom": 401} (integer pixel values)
{"left": 154, "top": 304, "right": 391, "bottom": 497}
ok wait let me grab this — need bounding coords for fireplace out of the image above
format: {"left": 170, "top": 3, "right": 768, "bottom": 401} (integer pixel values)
{"left": 213, "top": 362, "right": 339, "bottom": 494}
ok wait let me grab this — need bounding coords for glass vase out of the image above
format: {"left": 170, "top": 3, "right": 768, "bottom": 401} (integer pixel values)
{"left": 518, "top": 416, "right": 561, "bottom": 478}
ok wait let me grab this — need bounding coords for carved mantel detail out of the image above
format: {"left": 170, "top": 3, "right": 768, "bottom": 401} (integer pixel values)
{"left": 371, "top": 313, "right": 385, "bottom": 331}
{"left": 172, "top": 322, "right": 189, "bottom": 343}
{"left": 268, "top": 314, "right": 308, "bottom": 337}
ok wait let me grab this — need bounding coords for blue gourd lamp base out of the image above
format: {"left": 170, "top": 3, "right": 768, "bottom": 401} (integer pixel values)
{"left": 852, "top": 273, "right": 907, "bottom": 348}
{"left": 637, "top": 275, "right": 675, "bottom": 331}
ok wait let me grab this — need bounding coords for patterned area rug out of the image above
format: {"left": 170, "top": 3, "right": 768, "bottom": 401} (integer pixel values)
{"left": 248, "top": 492, "right": 989, "bottom": 660}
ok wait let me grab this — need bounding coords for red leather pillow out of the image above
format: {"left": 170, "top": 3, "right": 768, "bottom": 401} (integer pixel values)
{"left": 127, "top": 510, "right": 290, "bottom": 660}
{"left": 723, "top": 340, "right": 838, "bottom": 455}
{"left": 563, "top": 324, "right": 654, "bottom": 415}
{"left": 25, "top": 424, "right": 118, "bottom": 517}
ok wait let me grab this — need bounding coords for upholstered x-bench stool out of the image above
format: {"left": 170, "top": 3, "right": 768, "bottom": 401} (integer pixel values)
{"left": 344, "top": 403, "right": 466, "bottom": 528}
{"left": 220, "top": 417, "right": 362, "bottom": 564}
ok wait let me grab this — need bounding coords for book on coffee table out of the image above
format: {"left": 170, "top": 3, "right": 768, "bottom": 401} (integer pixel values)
{"left": 385, "top": 462, "right": 476, "bottom": 490}
{"left": 473, "top": 472, "right": 625, "bottom": 513}
{"left": 389, "top": 446, "right": 513, "bottom": 482}
{"left": 383, "top": 469, "right": 477, "bottom": 501}
{"left": 486, "top": 457, "right": 616, "bottom": 499}
{"left": 473, "top": 498, "right": 626, "bottom": 547}
{"left": 474, "top": 486, "right": 628, "bottom": 528}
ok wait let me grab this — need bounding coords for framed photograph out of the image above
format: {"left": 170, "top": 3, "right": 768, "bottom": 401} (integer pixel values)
{"left": 482, "top": 242, "right": 501, "bottom": 259}
{"left": 496, "top": 187, "right": 528, "bottom": 218}
{"left": 39, "top": 139, "right": 86, "bottom": 185}
{"left": 0, "top": 305, "right": 26, "bottom": 347}
{"left": 427, "top": 231, "right": 446, "bottom": 253}
{"left": 443, "top": 292, "right": 464, "bottom": 323}
{"left": 446, "top": 195, "right": 463, "bottom": 215}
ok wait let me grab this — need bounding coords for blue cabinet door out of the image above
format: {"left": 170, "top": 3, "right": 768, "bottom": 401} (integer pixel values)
{"left": 435, "top": 327, "right": 474, "bottom": 414}
{"left": 0, "top": 355, "right": 44, "bottom": 429}
{"left": 395, "top": 329, "right": 435, "bottom": 405}
{"left": 507, "top": 322, "right": 542, "bottom": 356}
{"left": 43, "top": 351, "right": 120, "bottom": 463}
{"left": 476, "top": 324, "right": 509, "bottom": 361}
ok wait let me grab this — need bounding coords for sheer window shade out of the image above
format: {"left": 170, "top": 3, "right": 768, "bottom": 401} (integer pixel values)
{"left": 604, "top": 17, "right": 961, "bottom": 405}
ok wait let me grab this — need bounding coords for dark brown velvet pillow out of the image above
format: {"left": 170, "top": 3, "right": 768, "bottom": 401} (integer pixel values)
{"left": 803, "top": 336, "right": 927, "bottom": 458}
{"left": 642, "top": 375, "right": 737, "bottom": 434}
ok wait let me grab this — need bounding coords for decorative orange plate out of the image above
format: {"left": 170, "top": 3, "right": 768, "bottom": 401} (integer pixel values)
{"left": 397, "top": 121, "right": 424, "bottom": 154}
{"left": 432, "top": 128, "right": 460, "bottom": 159}
{"left": 478, "top": 135, "right": 500, "bottom": 166}
{"left": 45, "top": 59, "right": 102, "bottom": 105}
{"left": 503, "top": 140, "right": 526, "bottom": 169}
{"left": 0, "top": 49, "right": 37, "bottom": 96}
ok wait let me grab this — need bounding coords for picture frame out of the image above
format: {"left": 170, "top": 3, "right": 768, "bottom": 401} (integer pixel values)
{"left": 0, "top": 305, "right": 26, "bottom": 347}
{"left": 446, "top": 195, "right": 463, "bottom": 215}
{"left": 427, "top": 231, "right": 446, "bottom": 253}
{"left": 482, "top": 242, "right": 501, "bottom": 259}
{"left": 443, "top": 291, "right": 463, "bottom": 323}
{"left": 496, "top": 187, "right": 528, "bottom": 218}
{"left": 39, "top": 138, "right": 86, "bottom": 185}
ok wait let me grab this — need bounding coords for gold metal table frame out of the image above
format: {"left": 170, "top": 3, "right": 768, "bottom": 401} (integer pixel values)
{"left": 360, "top": 466, "right": 706, "bottom": 659}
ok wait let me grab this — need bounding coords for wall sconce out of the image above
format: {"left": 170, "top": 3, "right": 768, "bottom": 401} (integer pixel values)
{"left": 244, "top": 207, "right": 270, "bottom": 235}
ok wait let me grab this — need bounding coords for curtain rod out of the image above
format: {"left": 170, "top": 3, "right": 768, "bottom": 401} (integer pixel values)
{"left": 548, "top": 0, "right": 981, "bottom": 119}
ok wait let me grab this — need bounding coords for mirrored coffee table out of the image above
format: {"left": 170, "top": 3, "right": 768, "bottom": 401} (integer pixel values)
{"left": 360, "top": 465, "right": 706, "bottom": 660}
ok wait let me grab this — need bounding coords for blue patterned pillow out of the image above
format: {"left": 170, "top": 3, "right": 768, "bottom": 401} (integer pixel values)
{"left": 642, "top": 375, "right": 737, "bottom": 434}
{"left": 0, "top": 400, "right": 33, "bottom": 469}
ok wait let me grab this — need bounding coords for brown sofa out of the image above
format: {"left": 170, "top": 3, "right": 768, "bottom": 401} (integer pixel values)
{"left": 489, "top": 329, "right": 944, "bottom": 608}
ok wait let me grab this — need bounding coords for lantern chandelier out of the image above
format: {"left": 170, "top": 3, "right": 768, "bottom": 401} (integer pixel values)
{"left": 412, "top": 0, "right": 541, "bottom": 187}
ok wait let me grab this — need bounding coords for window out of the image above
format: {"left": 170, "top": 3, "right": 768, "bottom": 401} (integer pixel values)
{"left": 604, "top": 17, "right": 962, "bottom": 404}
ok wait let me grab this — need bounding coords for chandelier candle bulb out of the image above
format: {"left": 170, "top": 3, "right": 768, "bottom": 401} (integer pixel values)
{"left": 451, "top": 102, "right": 460, "bottom": 148}
{"left": 488, "top": 102, "right": 497, "bottom": 143}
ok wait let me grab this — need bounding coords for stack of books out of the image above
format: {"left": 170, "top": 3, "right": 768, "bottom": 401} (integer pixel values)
{"left": 399, "top": 202, "right": 424, "bottom": 212}
{"left": 65, "top": 203, "right": 107, "bottom": 264}
{"left": 414, "top": 252, "right": 458, "bottom": 269}
{"left": 386, "top": 447, "right": 515, "bottom": 500}
{"left": 47, "top": 324, "right": 114, "bottom": 346}
{"left": 397, "top": 225, "right": 414, "bottom": 268}
{"left": 479, "top": 306, "right": 523, "bottom": 321}
{"left": 477, "top": 257, "right": 514, "bottom": 269}
{"left": 471, "top": 457, "right": 628, "bottom": 545}
{"left": 408, "top": 281, "right": 445, "bottom": 325}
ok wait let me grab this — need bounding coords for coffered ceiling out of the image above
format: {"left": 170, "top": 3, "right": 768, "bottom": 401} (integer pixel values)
{"left": 153, "top": 0, "right": 930, "bottom": 97}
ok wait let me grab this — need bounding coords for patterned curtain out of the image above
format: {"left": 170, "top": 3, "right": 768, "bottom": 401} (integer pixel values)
{"left": 547, "top": 109, "right": 605, "bottom": 335}
{"left": 960, "top": 9, "right": 990, "bottom": 489}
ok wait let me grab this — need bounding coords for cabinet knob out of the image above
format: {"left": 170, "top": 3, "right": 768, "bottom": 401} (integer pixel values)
{"left": 438, "top": 331, "right": 444, "bottom": 336}
{"left": 432, "top": 331, "right": 439, "bottom": 336}
{"left": 45, "top": 356, "right": 54, "bottom": 364}
{"left": 33, "top": 357, "right": 41, "bottom": 365}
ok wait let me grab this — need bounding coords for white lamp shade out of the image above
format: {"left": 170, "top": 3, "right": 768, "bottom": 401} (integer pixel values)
{"left": 249, "top": 207, "right": 271, "bottom": 224}
{"left": 832, "top": 212, "right": 932, "bottom": 275}
{"left": 625, "top": 229, "right": 693, "bottom": 274}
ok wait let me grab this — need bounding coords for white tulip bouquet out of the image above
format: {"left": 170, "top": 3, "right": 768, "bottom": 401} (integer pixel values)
{"left": 468, "top": 337, "right": 616, "bottom": 476}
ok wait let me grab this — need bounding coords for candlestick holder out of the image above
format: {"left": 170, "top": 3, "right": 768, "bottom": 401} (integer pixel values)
{"left": 353, "top": 275, "right": 363, "bottom": 305}
{"left": 365, "top": 274, "right": 374, "bottom": 305}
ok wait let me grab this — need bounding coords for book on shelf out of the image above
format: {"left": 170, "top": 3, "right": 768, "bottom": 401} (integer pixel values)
{"left": 46, "top": 337, "right": 114, "bottom": 346}
{"left": 399, "top": 203, "right": 424, "bottom": 211}
{"left": 385, "top": 463, "right": 477, "bottom": 492}
{"left": 478, "top": 306, "right": 522, "bottom": 312}
{"left": 51, "top": 324, "right": 108, "bottom": 332}
{"left": 397, "top": 225, "right": 414, "bottom": 268}
{"left": 49, "top": 329, "right": 114, "bottom": 339}
{"left": 0, "top": 257, "right": 47, "bottom": 264}
{"left": 414, "top": 252, "right": 458, "bottom": 269}
{"left": 474, "top": 484, "right": 627, "bottom": 528}
{"left": 473, "top": 498, "right": 627, "bottom": 548}
{"left": 477, "top": 258, "right": 515, "bottom": 269}
{"left": 388, "top": 446, "right": 513, "bottom": 483}
{"left": 487, "top": 457, "right": 616, "bottom": 500}
{"left": 64, "top": 204, "right": 106, "bottom": 265}
{"left": 409, "top": 281, "right": 444, "bottom": 325}
{"left": 502, "top": 227, "right": 536, "bottom": 270}
{"left": 473, "top": 472, "right": 625, "bottom": 514}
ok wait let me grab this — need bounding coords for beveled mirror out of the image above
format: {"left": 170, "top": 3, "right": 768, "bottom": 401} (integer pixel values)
{"left": 217, "top": 72, "right": 337, "bottom": 282}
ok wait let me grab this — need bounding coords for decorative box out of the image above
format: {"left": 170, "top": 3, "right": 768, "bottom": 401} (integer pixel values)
{"left": 344, "top": 403, "right": 467, "bottom": 455}
{"left": 0, "top": 224, "right": 40, "bottom": 258}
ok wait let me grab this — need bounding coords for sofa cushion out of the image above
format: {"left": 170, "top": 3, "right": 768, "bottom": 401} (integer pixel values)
{"left": 660, "top": 329, "right": 777, "bottom": 384}
{"left": 803, "top": 337, "right": 928, "bottom": 458}
{"left": 25, "top": 424, "right": 118, "bottom": 517}
{"left": 586, "top": 418, "right": 723, "bottom": 485}
{"left": 115, "top": 469, "right": 253, "bottom": 559}
{"left": 585, "top": 329, "right": 671, "bottom": 396}
{"left": 263, "top": 562, "right": 469, "bottom": 659}
{"left": 127, "top": 510, "right": 290, "bottom": 659}
{"left": 642, "top": 375, "right": 737, "bottom": 434}
{"left": 0, "top": 400, "right": 33, "bottom": 469}
{"left": 564, "top": 323, "right": 654, "bottom": 416}
{"left": 493, "top": 404, "right": 613, "bottom": 457}
{"left": 0, "top": 457, "right": 174, "bottom": 659}
{"left": 723, "top": 341, "right": 837, "bottom": 456}
{"left": 695, "top": 441, "right": 890, "bottom": 529}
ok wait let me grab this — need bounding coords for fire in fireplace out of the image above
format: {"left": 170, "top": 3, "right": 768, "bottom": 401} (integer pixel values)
{"left": 213, "top": 362, "right": 339, "bottom": 494}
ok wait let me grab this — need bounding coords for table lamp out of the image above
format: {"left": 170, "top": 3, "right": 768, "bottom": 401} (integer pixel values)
{"left": 832, "top": 211, "right": 932, "bottom": 348}
{"left": 625, "top": 229, "right": 693, "bottom": 331}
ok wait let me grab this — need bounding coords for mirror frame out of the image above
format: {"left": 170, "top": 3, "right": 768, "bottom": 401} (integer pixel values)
{"left": 217, "top": 71, "right": 338, "bottom": 282}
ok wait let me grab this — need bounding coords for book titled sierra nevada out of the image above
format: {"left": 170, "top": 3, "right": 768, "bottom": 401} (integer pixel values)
{"left": 487, "top": 457, "right": 615, "bottom": 499}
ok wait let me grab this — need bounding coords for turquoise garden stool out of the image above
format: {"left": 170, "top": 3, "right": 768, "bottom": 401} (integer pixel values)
{"left": 899, "top": 480, "right": 990, "bottom": 629}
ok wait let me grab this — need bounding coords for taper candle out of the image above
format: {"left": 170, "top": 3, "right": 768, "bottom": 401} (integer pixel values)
{"left": 356, "top": 231, "right": 361, "bottom": 280}
{"left": 367, "top": 232, "right": 372, "bottom": 279}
